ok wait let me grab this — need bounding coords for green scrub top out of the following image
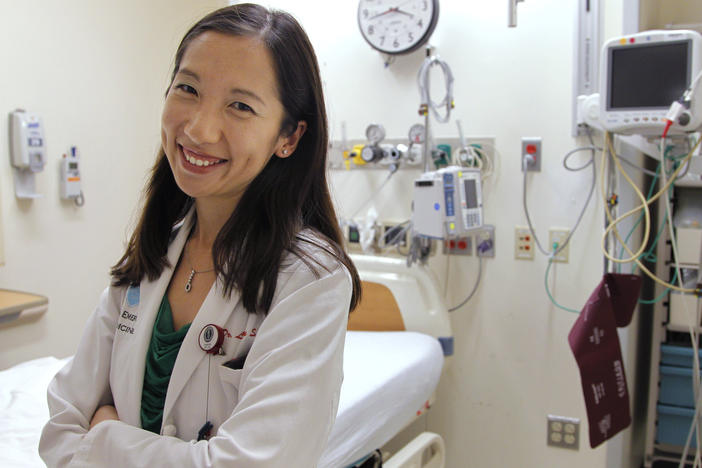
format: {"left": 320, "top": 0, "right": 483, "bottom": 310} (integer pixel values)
{"left": 140, "top": 294, "right": 191, "bottom": 434}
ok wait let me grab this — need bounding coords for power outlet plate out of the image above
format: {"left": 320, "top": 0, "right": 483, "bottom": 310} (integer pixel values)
{"left": 515, "top": 226, "right": 534, "bottom": 260}
{"left": 475, "top": 224, "right": 495, "bottom": 258}
{"left": 443, "top": 237, "right": 472, "bottom": 255}
{"left": 521, "top": 137, "right": 542, "bottom": 172}
{"left": 547, "top": 415, "right": 580, "bottom": 450}
{"left": 548, "top": 228, "right": 570, "bottom": 263}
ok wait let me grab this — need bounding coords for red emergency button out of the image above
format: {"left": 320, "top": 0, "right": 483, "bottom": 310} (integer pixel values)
{"left": 526, "top": 144, "right": 538, "bottom": 154}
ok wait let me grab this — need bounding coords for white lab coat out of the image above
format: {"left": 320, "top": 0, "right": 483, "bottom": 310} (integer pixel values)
{"left": 39, "top": 211, "right": 352, "bottom": 468}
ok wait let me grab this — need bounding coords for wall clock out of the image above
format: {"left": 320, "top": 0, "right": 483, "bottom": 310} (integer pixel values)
{"left": 357, "top": 0, "right": 440, "bottom": 55}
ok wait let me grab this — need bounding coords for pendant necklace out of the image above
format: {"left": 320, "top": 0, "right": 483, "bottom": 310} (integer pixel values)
{"left": 184, "top": 243, "right": 215, "bottom": 293}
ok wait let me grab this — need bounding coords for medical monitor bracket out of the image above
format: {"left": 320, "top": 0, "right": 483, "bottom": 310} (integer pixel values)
{"left": 599, "top": 30, "right": 702, "bottom": 136}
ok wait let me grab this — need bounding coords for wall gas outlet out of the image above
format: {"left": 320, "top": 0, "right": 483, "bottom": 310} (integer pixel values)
{"left": 475, "top": 224, "right": 495, "bottom": 258}
{"left": 443, "top": 237, "right": 472, "bottom": 255}
{"left": 547, "top": 415, "right": 579, "bottom": 450}
{"left": 521, "top": 137, "right": 542, "bottom": 172}
{"left": 549, "top": 228, "right": 570, "bottom": 263}
{"left": 515, "top": 226, "right": 534, "bottom": 260}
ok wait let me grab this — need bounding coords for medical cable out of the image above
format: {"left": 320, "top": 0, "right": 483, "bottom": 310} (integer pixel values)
{"left": 600, "top": 132, "right": 701, "bottom": 293}
{"left": 522, "top": 146, "right": 597, "bottom": 258}
{"left": 417, "top": 55, "right": 454, "bottom": 124}
{"left": 664, "top": 69, "right": 702, "bottom": 141}
{"left": 544, "top": 258, "right": 580, "bottom": 314}
{"left": 603, "top": 133, "right": 702, "bottom": 466}
{"left": 615, "top": 159, "right": 664, "bottom": 274}
{"left": 448, "top": 256, "right": 483, "bottom": 312}
{"left": 601, "top": 133, "right": 664, "bottom": 263}
{"left": 612, "top": 150, "right": 661, "bottom": 177}
{"left": 658, "top": 135, "right": 702, "bottom": 466}
{"left": 206, "top": 356, "right": 211, "bottom": 423}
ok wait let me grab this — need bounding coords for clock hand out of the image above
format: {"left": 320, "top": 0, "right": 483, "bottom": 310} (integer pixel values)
{"left": 369, "top": 8, "right": 395, "bottom": 20}
{"left": 369, "top": 6, "right": 414, "bottom": 20}
{"left": 393, "top": 8, "right": 414, "bottom": 18}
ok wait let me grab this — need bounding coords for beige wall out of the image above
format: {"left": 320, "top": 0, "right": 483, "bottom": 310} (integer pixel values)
{"left": 0, "top": 0, "right": 226, "bottom": 367}
{"left": 640, "top": 0, "right": 702, "bottom": 30}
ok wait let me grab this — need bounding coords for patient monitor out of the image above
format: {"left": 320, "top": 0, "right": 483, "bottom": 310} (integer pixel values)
{"left": 599, "top": 30, "right": 702, "bottom": 135}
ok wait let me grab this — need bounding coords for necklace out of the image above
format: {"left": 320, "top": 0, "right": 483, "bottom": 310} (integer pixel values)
{"left": 184, "top": 244, "right": 215, "bottom": 293}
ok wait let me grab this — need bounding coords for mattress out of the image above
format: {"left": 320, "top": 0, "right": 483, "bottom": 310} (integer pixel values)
{"left": 0, "top": 331, "right": 444, "bottom": 468}
{"left": 319, "top": 331, "right": 444, "bottom": 468}
{"left": 0, "top": 356, "right": 69, "bottom": 468}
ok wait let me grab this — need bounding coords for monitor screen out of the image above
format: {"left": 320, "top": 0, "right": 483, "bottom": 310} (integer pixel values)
{"left": 463, "top": 178, "right": 478, "bottom": 209}
{"left": 608, "top": 40, "right": 690, "bottom": 110}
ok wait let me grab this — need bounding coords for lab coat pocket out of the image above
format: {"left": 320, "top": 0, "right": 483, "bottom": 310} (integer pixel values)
{"left": 218, "top": 366, "right": 243, "bottom": 405}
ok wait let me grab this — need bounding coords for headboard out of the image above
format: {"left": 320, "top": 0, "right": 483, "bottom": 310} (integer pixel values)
{"left": 347, "top": 254, "right": 454, "bottom": 356}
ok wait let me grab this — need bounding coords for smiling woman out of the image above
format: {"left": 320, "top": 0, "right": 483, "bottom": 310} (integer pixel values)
{"left": 161, "top": 33, "right": 304, "bottom": 206}
{"left": 38, "top": 4, "right": 361, "bottom": 468}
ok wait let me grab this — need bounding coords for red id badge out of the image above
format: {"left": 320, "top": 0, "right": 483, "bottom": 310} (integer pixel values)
{"left": 568, "top": 273, "right": 641, "bottom": 448}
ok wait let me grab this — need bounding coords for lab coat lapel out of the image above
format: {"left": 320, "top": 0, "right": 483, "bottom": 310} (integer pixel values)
{"left": 162, "top": 272, "right": 244, "bottom": 427}
{"left": 121, "top": 211, "right": 194, "bottom": 427}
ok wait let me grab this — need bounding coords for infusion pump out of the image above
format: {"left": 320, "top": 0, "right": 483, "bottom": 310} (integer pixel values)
{"left": 412, "top": 166, "right": 483, "bottom": 239}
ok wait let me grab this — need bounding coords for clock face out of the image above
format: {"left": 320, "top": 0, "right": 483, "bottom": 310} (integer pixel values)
{"left": 357, "top": 0, "right": 439, "bottom": 55}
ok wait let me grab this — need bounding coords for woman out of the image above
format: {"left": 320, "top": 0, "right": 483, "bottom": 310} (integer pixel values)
{"left": 39, "top": 4, "right": 361, "bottom": 467}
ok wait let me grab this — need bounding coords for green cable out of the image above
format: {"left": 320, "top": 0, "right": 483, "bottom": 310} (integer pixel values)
{"left": 638, "top": 268, "right": 679, "bottom": 305}
{"left": 547, "top": 146, "right": 690, "bottom": 314}
{"left": 634, "top": 152, "right": 685, "bottom": 302}
{"left": 614, "top": 149, "right": 687, "bottom": 305}
{"left": 544, "top": 255, "right": 580, "bottom": 314}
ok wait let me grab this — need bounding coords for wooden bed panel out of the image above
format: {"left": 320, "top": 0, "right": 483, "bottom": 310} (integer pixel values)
{"left": 348, "top": 281, "right": 406, "bottom": 331}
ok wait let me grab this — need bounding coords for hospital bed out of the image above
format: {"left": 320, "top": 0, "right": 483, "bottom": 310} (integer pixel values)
{"left": 0, "top": 254, "right": 451, "bottom": 468}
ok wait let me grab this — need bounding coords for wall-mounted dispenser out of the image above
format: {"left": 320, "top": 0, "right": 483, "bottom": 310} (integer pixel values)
{"left": 9, "top": 109, "right": 46, "bottom": 199}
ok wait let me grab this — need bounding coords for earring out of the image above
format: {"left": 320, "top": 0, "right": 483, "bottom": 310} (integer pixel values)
{"left": 282, "top": 148, "right": 289, "bottom": 155}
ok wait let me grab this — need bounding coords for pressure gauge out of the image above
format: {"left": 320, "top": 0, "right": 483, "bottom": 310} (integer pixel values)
{"left": 365, "top": 124, "right": 386, "bottom": 145}
{"left": 361, "top": 145, "right": 384, "bottom": 163}
{"left": 408, "top": 123, "right": 426, "bottom": 144}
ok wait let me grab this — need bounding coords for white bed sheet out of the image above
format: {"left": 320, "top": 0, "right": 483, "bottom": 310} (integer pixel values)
{"left": 0, "top": 331, "right": 443, "bottom": 468}
{"left": 0, "top": 356, "right": 69, "bottom": 468}
{"left": 319, "top": 331, "right": 444, "bottom": 468}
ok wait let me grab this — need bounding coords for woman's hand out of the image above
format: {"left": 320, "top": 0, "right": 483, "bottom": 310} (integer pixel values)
{"left": 89, "top": 405, "right": 120, "bottom": 429}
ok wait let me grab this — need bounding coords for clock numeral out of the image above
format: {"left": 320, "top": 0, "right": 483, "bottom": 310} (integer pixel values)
{"left": 368, "top": 25, "right": 374, "bottom": 35}
{"left": 393, "top": 38, "right": 400, "bottom": 48}
{"left": 423, "top": 0, "right": 428, "bottom": 11}
{"left": 363, "top": 9, "right": 369, "bottom": 19}
{"left": 380, "top": 36, "right": 385, "bottom": 45}
{"left": 408, "top": 32, "right": 414, "bottom": 42}
{"left": 417, "top": 19, "right": 423, "bottom": 28}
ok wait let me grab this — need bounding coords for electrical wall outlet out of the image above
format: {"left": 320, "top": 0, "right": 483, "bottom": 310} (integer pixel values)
{"left": 443, "top": 237, "right": 472, "bottom": 255}
{"left": 549, "top": 228, "right": 570, "bottom": 263}
{"left": 347, "top": 224, "right": 361, "bottom": 244}
{"left": 547, "top": 415, "right": 579, "bottom": 450}
{"left": 515, "top": 226, "right": 534, "bottom": 260}
{"left": 521, "top": 137, "right": 542, "bottom": 172}
{"left": 380, "top": 222, "right": 409, "bottom": 249}
{"left": 475, "top": 224, "right": 495, "bottom": 258}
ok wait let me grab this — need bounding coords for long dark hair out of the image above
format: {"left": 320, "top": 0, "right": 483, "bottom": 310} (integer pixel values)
{"left": 111, "top": 3, "right": 361, "bottom": 314}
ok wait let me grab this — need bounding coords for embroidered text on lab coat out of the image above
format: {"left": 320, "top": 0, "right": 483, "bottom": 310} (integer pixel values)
{"left": 117, "top": 309, "right": 137, "bottom": 334}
